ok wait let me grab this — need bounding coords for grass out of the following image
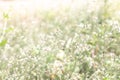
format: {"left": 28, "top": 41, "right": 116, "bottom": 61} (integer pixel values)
{"left": 0, "top": 0, "right": 120, "bottom": 80}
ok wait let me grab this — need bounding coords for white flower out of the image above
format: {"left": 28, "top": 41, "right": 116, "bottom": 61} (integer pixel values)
{"left": 56, "top": 50, "right": 65, "bottom": 60}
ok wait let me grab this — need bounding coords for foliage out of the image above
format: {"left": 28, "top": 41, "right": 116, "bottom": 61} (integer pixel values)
{"left": 0, "top": 0, "right": 120, "bottom": 80}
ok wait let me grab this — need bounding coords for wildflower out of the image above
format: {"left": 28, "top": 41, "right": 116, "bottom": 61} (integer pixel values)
{"left": 56, "top": 50, "right": 65, "bottom": 60}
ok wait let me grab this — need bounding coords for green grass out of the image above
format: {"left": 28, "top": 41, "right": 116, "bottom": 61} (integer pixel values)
{"left": 0, "top": 0, "right": 120, "bottom": 80}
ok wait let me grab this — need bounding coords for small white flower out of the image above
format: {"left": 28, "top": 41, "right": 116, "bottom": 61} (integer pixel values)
{"left": 53, "top": 60, "right": 63, "bottom": 68}
{"left": 78, "top": 23, "right": 84, "bottom": 28}
{"left": 56, "top": 50, "right": 65, "bottom": 60}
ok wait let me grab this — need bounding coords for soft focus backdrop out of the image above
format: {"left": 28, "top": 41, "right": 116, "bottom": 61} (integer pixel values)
{"left": 0, "top": 0, "right": 120, "bottom": 80}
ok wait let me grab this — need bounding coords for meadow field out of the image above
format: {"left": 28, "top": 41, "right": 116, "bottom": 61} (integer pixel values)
{"left": 0, "top": 0, "right": 120, "bottom": 80}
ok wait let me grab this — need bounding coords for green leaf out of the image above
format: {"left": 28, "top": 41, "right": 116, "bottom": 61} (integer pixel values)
{"left": 3, "top": 12, "right": 9, "bottom": 19}
{"left": 0, "top": 39, "right": 7, "bottom": 47}
{"left": 5, "top": 26, "right": 14, "bottom": 33}
{"left": 103, "top": 77, "right": 110, "bottom": 80}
